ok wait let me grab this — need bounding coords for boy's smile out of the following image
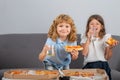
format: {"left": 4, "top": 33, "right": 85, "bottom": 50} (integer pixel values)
{"left": 57, "top": 22, "right": 71, "bottom": 40}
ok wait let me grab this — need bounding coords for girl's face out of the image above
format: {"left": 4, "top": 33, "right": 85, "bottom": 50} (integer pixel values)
{"left": 57, "top": 22, "right": 71, "bottom": 39}
{"left": 89, "top": 19, "right": 102, "bottom": 34}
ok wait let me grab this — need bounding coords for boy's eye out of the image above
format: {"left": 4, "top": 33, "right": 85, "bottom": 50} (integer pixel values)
{"left": 59, "top": 25, "right": 63, "bottom": 27}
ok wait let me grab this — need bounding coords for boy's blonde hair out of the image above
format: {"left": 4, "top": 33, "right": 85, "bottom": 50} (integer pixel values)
{"left": 48, "top": 14, "right": 77, "bottom": 42}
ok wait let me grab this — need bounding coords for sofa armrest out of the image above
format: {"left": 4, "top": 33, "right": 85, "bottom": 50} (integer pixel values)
{"left": 111, "top": 69, "right": 120, "bottom": 80}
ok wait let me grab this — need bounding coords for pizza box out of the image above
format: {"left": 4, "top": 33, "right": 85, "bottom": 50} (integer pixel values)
{"left": 3, "top": 69, "right": 108, "bottom": 80}
{"left": 61, "top": 69, "right": 109, "bottom": 80}
{"left": 3, "top": 69, "right": 59, "bottom": 80}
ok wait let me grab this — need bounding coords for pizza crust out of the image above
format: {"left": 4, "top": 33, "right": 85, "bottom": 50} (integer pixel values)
{"left": 65, "top": 45, "right": 83, "bottom": 52}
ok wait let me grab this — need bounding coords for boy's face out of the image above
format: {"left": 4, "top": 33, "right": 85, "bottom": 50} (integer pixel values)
{"left": 57, "top": 22, "right": 71, "bottom": 38}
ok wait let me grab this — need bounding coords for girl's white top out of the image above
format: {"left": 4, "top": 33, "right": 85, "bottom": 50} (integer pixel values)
{"left": 80, "top": 33, "right": 111, "bottom": 65}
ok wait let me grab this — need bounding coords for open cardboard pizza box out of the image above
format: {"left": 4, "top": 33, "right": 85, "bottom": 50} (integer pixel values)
{"left": 3, "top": 69, "right": 59, "bottom": 80}
{"left": 3, "top": 69, "right": 108, "bottom": 80}
{"left": 62, "top": 69, "right": 109, "bottom": 80}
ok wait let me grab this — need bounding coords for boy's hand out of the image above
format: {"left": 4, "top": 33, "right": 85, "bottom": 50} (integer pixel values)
{"left": 70, "top": 49, "right": 79, "bottom": 60}
{"left": 39, "top": 45, "right": 51, "bottom": 61}
{"left": 44, "top": 45, "right": 51, "bottom": 52}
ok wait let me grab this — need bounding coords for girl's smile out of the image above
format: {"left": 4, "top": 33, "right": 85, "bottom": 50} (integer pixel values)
{"left": 89, "top": 19, "right": 103, "bottom": 37}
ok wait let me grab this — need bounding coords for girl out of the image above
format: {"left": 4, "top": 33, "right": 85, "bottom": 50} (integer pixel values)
{"left": 39, "top": 14, "right": 79, "bottom": 70}
{"left": 81, "top": 14, "right": 119, "bottom": 80}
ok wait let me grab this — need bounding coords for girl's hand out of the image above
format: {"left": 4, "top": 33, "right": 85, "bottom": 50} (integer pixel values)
{"left": 70, "top": 49, "right": 79, "bottom": 60}
{"left": 87, "top": 31, "right": 92, "bottom": 39}
{"left": 105, "top": 41, "right": 119, "bottom": 60}
{"left": 87, "top": 28, "right": 94, "bottom": 39}
{"left": 109, "top": 40, "right": 119, "bottom": 49}
{"left": 87, "top": 27, "right": 98, "bottom": 39}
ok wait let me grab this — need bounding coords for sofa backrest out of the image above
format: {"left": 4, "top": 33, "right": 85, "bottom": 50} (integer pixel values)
{"left": 0, "top": 34, "right": 119, "bottom": 71}
{"left": 0, "top": 34, "right": 84, "bottom": 69}
{"left": 0, "top": 34, "right": 47, "bottom": 69}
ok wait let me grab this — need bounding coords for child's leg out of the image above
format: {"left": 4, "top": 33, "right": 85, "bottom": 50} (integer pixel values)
{"left": 45, "top": 65, "right": 55, "bottom": 70}
{"left": 44, "top": 61, "right": 57, "bottom": 70}
{"left": 102, "top": 62, "right": 111, "bottom": 80}
{"left": 82, "top": 61, "right": 111, "bottom": 80}
{"left": 63, "top": 65, "right": 69, "bottom": 70}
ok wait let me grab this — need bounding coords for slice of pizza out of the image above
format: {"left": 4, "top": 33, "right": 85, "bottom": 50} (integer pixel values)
{"left": 73, "top": 45, "right": 83, "bottom": 51}
{"left": 65, "top": 45, "right": 83, "bottom": 52}
{"left": 10, "top": 70, "right": 22, "bottom": 75}
{"left": 10, "top": 70, "right": 27, "bottom": 75}
{"left": 64, "top": 71, "right": 94, "bottom": 77}
{"left": 65, "top": 71, "right": 81, "bottom": 76}
{"left": 80, "top": 72, "right": 94, "bottom": 77}
{"left": 106, "top": 37, "right": 118, "bottom": 46}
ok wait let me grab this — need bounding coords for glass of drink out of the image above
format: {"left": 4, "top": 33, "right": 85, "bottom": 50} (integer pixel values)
{"left": 47, "top": 45, "right": 55, "bottom": 56}
{"left": 91, "top": 27, "right": 97, "bottom": 41}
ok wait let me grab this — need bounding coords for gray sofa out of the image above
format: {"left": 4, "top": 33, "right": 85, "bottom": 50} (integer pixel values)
{"left": 0, "top": 33, "right": 120, "bottom": 80}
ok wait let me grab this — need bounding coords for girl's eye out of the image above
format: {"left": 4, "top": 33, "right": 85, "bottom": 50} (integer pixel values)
{"left": 96, "top": 23, "right": 100, "bottom": 25}
{"left": 66, "top": 26, "right": 69, "bottom": 28}
{"left": 90, "top": 24, "right": 94, "bottom": 26}
{"left": 90, "top": 23, "right": 93, "bottom": 25}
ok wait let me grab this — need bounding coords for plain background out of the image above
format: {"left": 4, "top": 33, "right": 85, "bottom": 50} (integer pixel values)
{"left": 0, "top": 0, "right": 120, "bottom": 35}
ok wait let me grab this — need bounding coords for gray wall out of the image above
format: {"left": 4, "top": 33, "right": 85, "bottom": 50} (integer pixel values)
{"left": 0, "top": 0, "right": 120, "bottom": 35}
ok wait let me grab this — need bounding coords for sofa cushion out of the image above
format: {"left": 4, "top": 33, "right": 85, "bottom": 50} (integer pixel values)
{"left": 111, "top": 69, "right": 120, "bottom": 80}
{"left": 0, "top": 34, "right": 47, "bottom": 69}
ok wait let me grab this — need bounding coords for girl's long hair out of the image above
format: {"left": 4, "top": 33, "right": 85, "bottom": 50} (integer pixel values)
{"left": 85, "top": 14, "right": 106, "bottom": 39}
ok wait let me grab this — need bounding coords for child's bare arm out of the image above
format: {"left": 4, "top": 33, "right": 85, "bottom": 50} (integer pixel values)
{"left": 81, "top": 38, "right": 90, "bottom": 56}
{"left": 39, "top": 45, "right": 50, "bottom": 61}
{"left": 105, "top": 40, "right": 119, "bottom": 60}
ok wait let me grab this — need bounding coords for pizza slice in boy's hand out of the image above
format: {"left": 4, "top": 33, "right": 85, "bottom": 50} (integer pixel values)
{"left": 65, "top": 45, "right": 83, "bottom": 52}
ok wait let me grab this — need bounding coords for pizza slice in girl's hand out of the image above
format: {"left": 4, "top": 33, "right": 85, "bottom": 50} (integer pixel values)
{"left": 65, "top": 45, "right": 83, "bottom": 52}
{"left": 106, "top": 37, "right": 118, "bottom": 46}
